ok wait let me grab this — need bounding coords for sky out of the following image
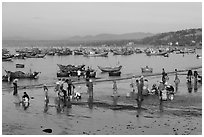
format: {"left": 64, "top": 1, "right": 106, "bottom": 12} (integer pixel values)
{"left": 2, "top": 2, "right": 202, "bottom": 40}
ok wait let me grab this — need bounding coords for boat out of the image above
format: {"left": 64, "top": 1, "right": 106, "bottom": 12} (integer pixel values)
{"left": 26, "top": 54, "right": 46, "bottom": 58}
{"left": 57, "top": 64, "right": 85, "bottom": 72}
{"left": 112, "top": 50, "right": 133, "bottom": 55}
{"left": 83, "top": 52, "right": 108, "bottom": 57}
{"left": 109, "top": 71, "right": 121, "bottom": 76}
{"left": 141, "top": 66, "right": 153, "bottom": 73}
{"left": 2, "top": 58, "right": 12, "bottom": 62}
{"left": 57, "top": 71, "right": 70, "bottom": 77}
{"left": 16, "top": 64, "right": 25, "bottom": 68}
{"left": 145, "top": 51, "right": 168, "bottom": 56}
{"left": 73, "top": 50, "right": 84, "bottom": 55}
{"left": 3, "top": 70, "right": 40, "bottom": 81}
{"left": 98, "top": 65, "right": 122, "bottom": 72}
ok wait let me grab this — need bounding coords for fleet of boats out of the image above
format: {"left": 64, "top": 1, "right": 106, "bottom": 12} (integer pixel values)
{"left": 2, "top": 46, "right": 200, "bottom": 82}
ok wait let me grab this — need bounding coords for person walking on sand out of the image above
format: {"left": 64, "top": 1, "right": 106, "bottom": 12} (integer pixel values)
{"left": 13, "top": 79, "right": 18, "bottom": 96}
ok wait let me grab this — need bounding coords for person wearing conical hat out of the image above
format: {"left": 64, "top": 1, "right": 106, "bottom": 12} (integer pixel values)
{"left": 13, "top": 79, "right": 18, "bottom": 96}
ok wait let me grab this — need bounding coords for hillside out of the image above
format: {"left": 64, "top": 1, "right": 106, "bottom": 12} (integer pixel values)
{"left": 138, "top": 28, "right": 202, "bottom": 46}
{"left": 68, "top": 32, "right": 154, "bottom": 41}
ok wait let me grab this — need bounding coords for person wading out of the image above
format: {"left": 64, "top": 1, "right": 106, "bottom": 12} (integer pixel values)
{"left": 13, "top": 79, "right": 18, "bottom": 96}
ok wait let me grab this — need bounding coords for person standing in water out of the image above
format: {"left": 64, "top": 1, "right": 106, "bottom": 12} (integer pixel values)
{"left": 174, "top": 69, "right": 180, "bottom": 93}
{"left": 43, "top": 84, "right": 49, "bottom": 104}
{"left": 13, "top": 79, "right": 18, "bottom": 96}
{"left": 112, "top": 80, "right": 118, "bottom": 95}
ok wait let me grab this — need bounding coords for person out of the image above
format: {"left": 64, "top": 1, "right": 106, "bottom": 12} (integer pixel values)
{"left": 22, "top": 92, "right": 30, "bottom": 102}
{"left": 143, "top": 79, "right": 149, "bottom": 96}
{"left": 43, "top": 84, "right": 49, "bottom": 103}
{"left": 67, "top": 79, "right": 74, "bottom": 96}
{"left": 22, "top": 92, "right": 30, "bottom": 109}
{"left": 187, "top": 70, "right": 193, "bottom": 82}
{"left": 54, "top": 81, "right": 60, "bottom": 97}
{"left": 151, "top": 84, "right": 158, "bottom": 95}
{"left": 77, "top": 69, "right": 81, "bottom": 80}
{"left": 130, "top": 75, "right": 136, "bottom": 93}
{"left": 137, "top": 76, "right": 144, "bottom": 101}
{"left": 136, "top": 76, "right": 144, "bottom": 109}
{"left": 174, "top": 69, "right": 180, "bottom": 92}
{"left": 112, "top": 80, "right": 118, "bottom": 95}
{"left": 13, "top": 79, "right": 18, "bottom": 96}
{"left": 86, "top": 67, "right": 90, "bottom": 78}
{"left": 194, "top": 71, "right": 198, "bottom": 92}
{"left": 73, "top": 86, "right": 82, "bottom": 100}
{"left": 166, "top": 84, "right": 174, "bottom": 100}
{"left": 87, "top": 79, "right": 93, "bottom": 98}
{"left": 158, "top": 81, "right": 165, "bottom": 101}
{"left": 162, "top": 68, "right": 168, "bottom": 84}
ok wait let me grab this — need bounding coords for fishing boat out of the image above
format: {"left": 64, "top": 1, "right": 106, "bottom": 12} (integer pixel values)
{"left": 57, "top": 64, "right": 85, "bottom": 72}
{"left": 16, "top": 64, "right": 25, "bottom": 68}
{"left": 57, "top": 71, "right": 70, "bottom": 77}
{"left": 3, "top": 70, "right": 40, "bottom": 81}
{"left": 141, "top": 66, "right": 153, "bottom": 73}
{"left": 83, "top": 52, "right": 108, "bottom": 57}
{"left": 109, "top": 71, "right": 121, "bottom": 76}
{"left": 73, "top": 50, "right": 84, "bottom": 55}
{"left": 26, "top": 54, "right": 46, "bottom": 58}
{"left": 2, "top": 58, "right": 12, "bottom": 62}
{"left": 145, "top": 51, "right": 168, "bottom": 56}
{"left": 98, "top": 65, "right": 122, "bottom": 72}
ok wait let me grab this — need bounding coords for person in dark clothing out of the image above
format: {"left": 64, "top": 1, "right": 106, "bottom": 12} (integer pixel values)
{"left": 187, "top": 70, "right": 193, "bottom": 82}
{"left": 67, "top": 79, "right": 74, "bottom": 96}
{"left": 13, "top": 79, "right": 18, "bottom": 95}
{"left": 162, "top": 68, "right": 166, "bottom": 84}
{"left": 22, "top": 92, "right": 30, "bottom": 101}
{"left": 86, "top": 67, "right": 90, "bottom": 78}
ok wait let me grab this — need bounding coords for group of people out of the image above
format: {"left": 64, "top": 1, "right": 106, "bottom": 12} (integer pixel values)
{"left": 127, "top": 68, "right": 176, "bottom": 102}
{"left": 54, "top": 78, "right": 81, "bottom": 103}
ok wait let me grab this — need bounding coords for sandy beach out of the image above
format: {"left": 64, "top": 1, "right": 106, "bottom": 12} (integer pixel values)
{"left": 2, "top": 73, "right": 202, "bottom": 135}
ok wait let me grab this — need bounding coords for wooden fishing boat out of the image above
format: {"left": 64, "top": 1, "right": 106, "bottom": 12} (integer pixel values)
{"left": 83, "top": 52, "right": 108, "bottom": 57}
{"left": 141, "top": 66, "right": 153, "bottom": 73}
{"left": 145, "top": 51, "right": 168, "bottom": 56}
{"left": 16, "top": 64, "right": 25, "bottom": 68}
{"left": 73, "top": 50, "right": 84, "bottom": 55}
{"left": 109, "top": 71, "right": 121, "bottom": 76}
{"left": 57, "top": 64, "right": 85, "bottom": 72}
{"left": 57, "top": 71, "right": 70, "bottom": 77}
{"left": 3, "top": 70, "right": 40, "bottom": 81}
{"left": 26, "top": 54, "right": 46, "bottom": 58}
{"left": 98, "top": 65, "right": 122, "bottom": 72}
{"left": 2, "top": 58, "right": 12, "bottom": 62}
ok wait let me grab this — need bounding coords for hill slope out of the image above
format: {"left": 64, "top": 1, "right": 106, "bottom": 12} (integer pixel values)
{"left": 138, "top": 28, "right": 202, "bottom": 46}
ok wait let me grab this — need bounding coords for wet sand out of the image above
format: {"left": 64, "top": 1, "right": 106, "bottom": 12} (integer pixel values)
{"left": 2, "top": 74, "right": 202, "bottom": 135}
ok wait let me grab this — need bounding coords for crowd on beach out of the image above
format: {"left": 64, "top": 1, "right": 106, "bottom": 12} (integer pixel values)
{"left": 12, "top": 67, "right": 202, "bottom": 111}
